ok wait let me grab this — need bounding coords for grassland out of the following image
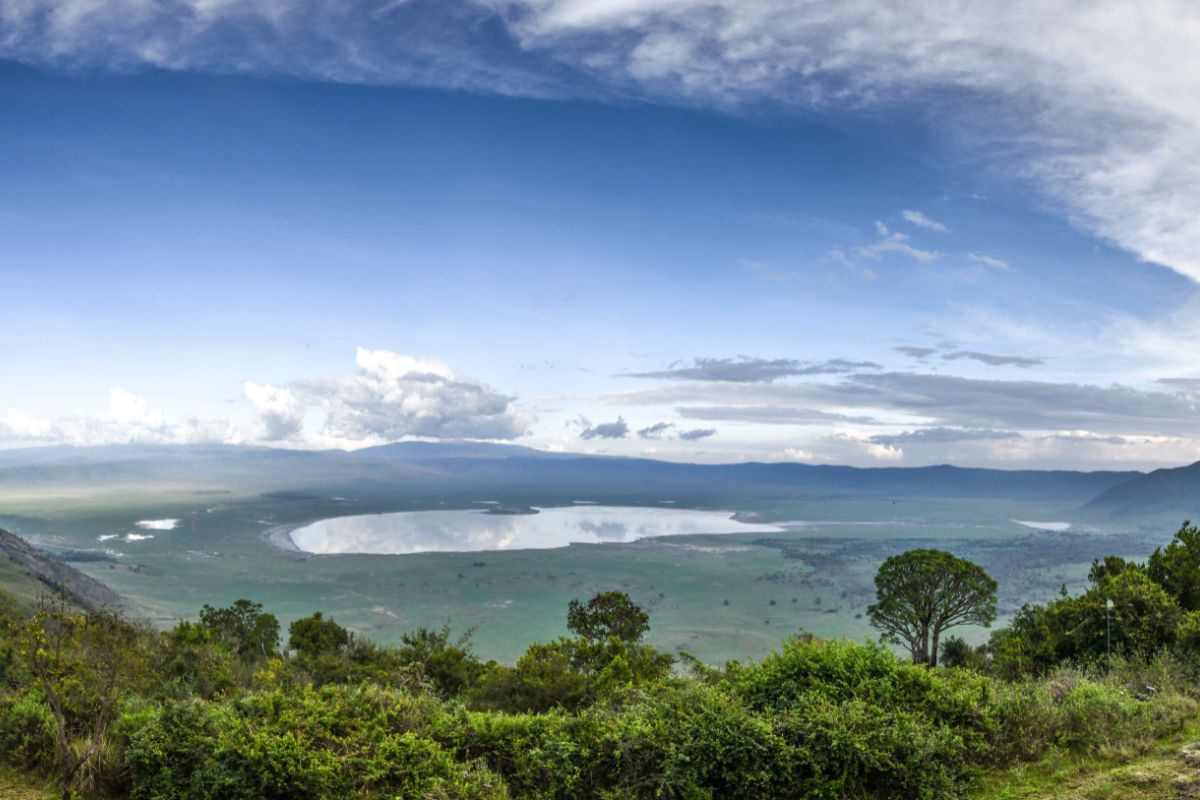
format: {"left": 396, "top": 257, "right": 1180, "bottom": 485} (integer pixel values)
{"left": 974, "top": 715, "right": 1200, "bottom": 800}
{"left": 0, "top": 482, "right": 1175, "bottom": 664}
{"left": 0, "top": 766, "right": 53, "bottom": 800}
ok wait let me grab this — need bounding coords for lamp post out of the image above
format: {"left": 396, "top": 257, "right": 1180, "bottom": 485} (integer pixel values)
{"left": 1106, "top": 597, "right": 1114, "bottom": 666}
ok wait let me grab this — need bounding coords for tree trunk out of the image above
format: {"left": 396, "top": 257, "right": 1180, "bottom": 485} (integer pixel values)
{"left": 916, "top": 625, "right": 930, "bottom": 664}
{"left": 930, "top": 628, "right": 941, "bottom": 667}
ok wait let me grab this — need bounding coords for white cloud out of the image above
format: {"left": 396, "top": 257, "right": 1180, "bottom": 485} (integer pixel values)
{"left": 500, "top": 1, "right": 1200, "bottom": 279}
{"left": 967, "top": 253, "right": 1012, "bottom": 271}
{"left": 4, "top": 2, "right": 1198, "bottom": 278}
{"left": 109, "top": 387, "right": 162, "bottom": 425}
{"left": 0, "top": 349, "right": 526, "bottom": 448}
{"left": 296, "top": 348, "right": 527, "bottom": 443}
{"left": 781, "top": 446, "right": 814, "bottom": 461}
{"left": 901, "top": 210, "right": 947, "bottom": 232}
{"left": 857, "top": 225, "right": 940, "bottom": 262}
{"left": 243, "top": 381, "right": 304, "bottom": 442}
{"left": 0, "top": 391, "right": 231, "bottom": 446}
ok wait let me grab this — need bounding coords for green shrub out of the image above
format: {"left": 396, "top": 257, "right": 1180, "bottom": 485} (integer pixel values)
{"left": 0, "top": 690, "right": 56, "bottom": 770}
{"left": 123, "top": 686, "right": 507, "bottom": 800}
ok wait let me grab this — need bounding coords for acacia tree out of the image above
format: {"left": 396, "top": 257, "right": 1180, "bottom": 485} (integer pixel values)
{"left": 867, "top": 549, "right": 997, "bottom": 666}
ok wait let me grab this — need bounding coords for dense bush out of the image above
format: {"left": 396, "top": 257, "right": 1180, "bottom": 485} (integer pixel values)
{"left": 2, "top": 573, "right": 1199, "bottom": 800}
{"left": 122, "top": 686, "right": 508, "bottom": 800}
{"left": 0, "top": 689, "right": 56, "bottom": 770}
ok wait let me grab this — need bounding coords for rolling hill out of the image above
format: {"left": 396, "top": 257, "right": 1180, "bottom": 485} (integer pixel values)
{"left": 1085, "top": 459, "right": 1200, "bottom": 518}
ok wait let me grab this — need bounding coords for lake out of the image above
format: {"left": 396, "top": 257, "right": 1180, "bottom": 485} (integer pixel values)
{"left": 289, "top": 505, "right": 783, "bottom": 555}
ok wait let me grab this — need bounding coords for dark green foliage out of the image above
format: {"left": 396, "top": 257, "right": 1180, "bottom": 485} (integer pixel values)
{"left": 0, "top": 589, "right": 23, "bottom": 689}
{"left": 470, "top": 637, "right": 673, "bottom": 713}
{"left": 288, "top": 612, "right": 350, "bottom": 658}
{"left": 567, "top": 591, "right": 650, "bottom": 643}
{"left": 396, "top": 625, "right": 485, "bottom": 699}
{"left": 990, "top": 564, "right": 1181, "bottom": 677}
{"left": 199, "top": 599, "right": 280, "bottom": 662}
{"left": 867, "top": 549, "right": 998, "bottom": 666}
{"left": 1088, "top": 554, "right": 1141, "bottom": 586}
{"left": 122, "top": 686, "right": 508, "bottom": 800}
{"left": 1148, "top": 520, "right": 1200, "bottom": 610}
{"left": 936, "top": 638, "right": 984, "bottom": 671}
{"left": 22, "top": 603, "right": 148, "bottom": 800}
{"left": 0, "top": 690, "right": 55, "bottom": 770}
{"left": 152, "top": 621, "right": 237, "bottom": 700}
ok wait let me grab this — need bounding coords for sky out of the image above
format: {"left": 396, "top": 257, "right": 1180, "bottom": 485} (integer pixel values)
{"left": 2, "top": 0, "right": 1200, "bottom": 469}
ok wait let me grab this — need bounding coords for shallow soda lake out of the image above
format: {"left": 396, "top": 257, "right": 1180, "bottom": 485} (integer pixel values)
{"left": 288, "top": 505, "right": 783, "bottom": 555}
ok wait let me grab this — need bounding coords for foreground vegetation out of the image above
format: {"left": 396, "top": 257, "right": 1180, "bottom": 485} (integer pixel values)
{"left": 8, "top": 523, "right": 1200, "bottom": 799}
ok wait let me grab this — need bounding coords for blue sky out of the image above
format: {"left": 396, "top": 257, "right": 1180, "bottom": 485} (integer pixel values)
{"left": 3, "top": 1, "right": 1200, "bottom": 468}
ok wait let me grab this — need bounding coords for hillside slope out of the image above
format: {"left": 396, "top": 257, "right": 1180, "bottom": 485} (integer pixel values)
{"left": 0, "top": 527, "right": 121, "bottom": 611}
{"left": 1085, "top": 460, "right": 1200, "bottom": 518}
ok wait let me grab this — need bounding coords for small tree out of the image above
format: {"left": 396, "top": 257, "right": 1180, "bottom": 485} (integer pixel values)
{"left": 199, "top": 599, "right": 279, "bottom": 661}
{"left": 396, "top": 624, "right": 484, "bottom": 698}
{"left": 23, "top": 598, "right": 145, "bottom": 800}
{"left": 288, "top": 612, "right": 350, "bottom": 658}
{"left": 567, "top": 591, "right": 650, "bottom": 643}
{"left": 867, "top": 549, "right": 997, "bottom": 666}
{"left": 1148, "top": 521, "right": 1200, "bottom": 611}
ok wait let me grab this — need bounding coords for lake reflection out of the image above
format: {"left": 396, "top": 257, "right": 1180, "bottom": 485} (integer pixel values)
{"left": 289, "top": 506, "right": 782, "bottom": 555}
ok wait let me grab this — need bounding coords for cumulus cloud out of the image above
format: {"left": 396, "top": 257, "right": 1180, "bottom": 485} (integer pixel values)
{"left": 0, "top": 349, "right": 526, "bottom": 448}
{"left": 575, "top": 415, "right": 629, "bottom": 439}
{"left": 624, "top": 356, "right": 880, "bottom": 383}
{"left": 901, "top": 210, "right": 948, "bottom": 232}
{"left": 243, "top": 382, "right": 304, "bottom": 442}
{"left": 825, "top": 431, "right": 904, "bottom": 462}
{"left": 0, "top": 390, "right": 231, "bottom": 446}
{"left": 298, "top": 348, "right": 526, "bottom": 442}
{"left": 677, "top": 427, "right": 716, "bottom": 441}
{"left": 6, "top": 2, "right": 1195, "bottom": 279}
{"left": 781, "top": 447, "right": 815, "bottom": 462}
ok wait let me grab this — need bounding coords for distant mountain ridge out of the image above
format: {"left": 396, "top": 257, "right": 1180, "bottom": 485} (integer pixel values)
{"left": 0, "top": 442, "right": 1148, "bottom": 505}
{"left": 1086, "top": 460, "right": 1200, "bottom": 518}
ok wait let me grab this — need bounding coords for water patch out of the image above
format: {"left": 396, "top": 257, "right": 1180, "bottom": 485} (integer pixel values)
{"left": 289, "top": 506, "right": 783, "bottom": 555}
{"left": 1013, "top": 520, "right": 1071, "bottom": 532}
{"left": 136, "top": 519, "right": 179, "bottom": 530}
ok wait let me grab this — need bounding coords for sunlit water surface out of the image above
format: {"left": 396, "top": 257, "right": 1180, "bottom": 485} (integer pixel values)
{"left": 289, "top": 506, "right": 783, "bottom": 554}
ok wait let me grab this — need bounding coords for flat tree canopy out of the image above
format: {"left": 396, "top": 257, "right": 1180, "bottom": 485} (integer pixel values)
{"left": 867, "top": 549, "right": 997, "bottom": 666}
